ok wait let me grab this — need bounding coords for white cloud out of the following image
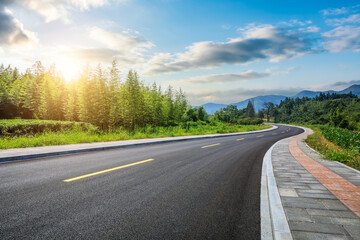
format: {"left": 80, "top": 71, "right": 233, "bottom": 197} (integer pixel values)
{"left": 298, "top": 26, "right": 320, "bottom": 33}
{"left": 279, "top": 19, "right": 312, "bottom": 27}
{"left": 144, "top": 25, "right": 316, "bottom": 75}
{"left": 310, "top": 80, "right": 360, "bottom": 91}
{"left": 186, "top": 87, "right": 301, "bottom": 105}
{"left": 0, "top": 7, "right": 38, "bottom": 48}
{"left": 178, "top": 67, "right": 294, "bottom": 85}
{"left": 322, "top": 26, "right": 360, "bottom": 52}
{"left": 326, "top": 13, "right": 360, "bottom": 26}
{"left": 5, "top": 0, "right": 127, "bottom": 23}
{"left": 321, "top": 7, "right": 348, "bottom": 16}
{"left": 59, "top": 27, "right": 154, "bottom": 65}
{"left": 185, "top": 70, "right": 270, "bottom": 84}
{"left": 89, "top": 27, "right": 154, "bottom": 53}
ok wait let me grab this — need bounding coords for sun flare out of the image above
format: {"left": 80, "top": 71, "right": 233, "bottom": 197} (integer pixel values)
{"left": 56, "top": 57, "right": 82, "bottom": 82}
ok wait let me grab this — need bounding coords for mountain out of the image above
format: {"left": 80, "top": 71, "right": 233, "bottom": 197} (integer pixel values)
{"left": 293, "top": 90, "right": 336, "bottom": 98}
{"left": 230, "top": 95, "right": 287, "bottom": 112}
{"left": 201, "top": 84, "right": 360, "bottom": 114}
{"left": 338, "top": 84, "right": 360, "bottom": 95}
{"left": 201, "top": 103, "right": 227, "bottom": 114}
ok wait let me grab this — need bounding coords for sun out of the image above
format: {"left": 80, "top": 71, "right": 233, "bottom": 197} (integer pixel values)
{"left": 56, "top": 57, "right": 82, "bottom": 82}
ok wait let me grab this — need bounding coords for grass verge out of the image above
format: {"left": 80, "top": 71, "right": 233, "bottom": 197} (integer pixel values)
{"left": 304, "top": 125, "right": 360, "bottom": 171}
{"left": 0, "top": 121, "right": 270, "bottom": 149}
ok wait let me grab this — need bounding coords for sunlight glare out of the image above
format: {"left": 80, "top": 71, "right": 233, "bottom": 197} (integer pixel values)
{"left": 56, "top": 57, "right": 82, "bottom": 82}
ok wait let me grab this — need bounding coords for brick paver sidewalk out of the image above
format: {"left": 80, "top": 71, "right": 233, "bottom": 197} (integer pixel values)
{"left": 271, "top": 128, "right": 360, "bottom": 239}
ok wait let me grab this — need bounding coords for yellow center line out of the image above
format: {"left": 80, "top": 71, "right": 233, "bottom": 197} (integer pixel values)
{"left": 281, "top": 131, "right": 285, "bottom": 133}
{"left": 272, "top": 133, "right": 277, "bottom": 135}
{"left": 237, "top": 138, "right": 245, "bottom": 141}
{"left": 63, "top": 158, "right": 154, "bottom": 182}
{"left": 201, "top": 143, "right": 221, "bottom": 149}
{"left": 257, "top": 135, "right": 265, "bottom": 138}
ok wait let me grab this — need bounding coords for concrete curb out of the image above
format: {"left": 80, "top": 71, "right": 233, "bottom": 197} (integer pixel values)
{"left": 0, "top": 125, "right": 278, "bottom": 163}
{"left": 261, "top": 124, "right": 308, "bottom": 240}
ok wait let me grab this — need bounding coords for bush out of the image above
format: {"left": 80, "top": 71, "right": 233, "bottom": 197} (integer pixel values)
{"left": 0, "top": 119, "right": 98, "bottom": 136}
{"left": 320, "top": 125, "right": 360, "bottom": 152}
{"left": 237, "top": 118, "right": 263, "bottom": 125}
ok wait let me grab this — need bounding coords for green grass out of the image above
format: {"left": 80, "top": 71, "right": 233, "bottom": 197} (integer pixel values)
{"left": 304, "top": 125, "right": 360, "bottom": 171}
{"left": 0, "top": 120, "right": 270, "bottom": 149}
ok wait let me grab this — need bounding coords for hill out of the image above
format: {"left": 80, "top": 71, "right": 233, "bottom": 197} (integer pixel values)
{"left": 230, "top": 95, "right": 287, "bottom": 112}
{"left": 201, "top": 84, "right": 360, "bottom": 114}
{"left": 201, "top": 103, "right": 228, "bottom": 114}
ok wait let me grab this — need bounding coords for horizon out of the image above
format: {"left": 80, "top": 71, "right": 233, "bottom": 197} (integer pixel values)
{"left": 202, "top": 83, "right": 360, "bottom": 105}
{"left": 1, "top": 0, "right": 360, "bottom": 105}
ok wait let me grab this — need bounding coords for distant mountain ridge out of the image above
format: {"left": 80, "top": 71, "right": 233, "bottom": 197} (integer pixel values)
{"left": 201, "top": 84, "right": 360, "bottom": 114}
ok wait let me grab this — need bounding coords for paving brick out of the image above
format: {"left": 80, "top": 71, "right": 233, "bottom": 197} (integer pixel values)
{"left": 269, "top": 129, "right": 360, "bottom": 240}
{"left": 297, "top": 192, "right": 337, "bottom": 199}
{"left": 296, "top": 189, "right": 332, "bottom": 194}
{"left": 308, "top": 183, "right": 327, "bottom": 190}
{"left": 285, "top": 208, "right": 312, "bottom": 222}
{"left": 289, "top": 221, "right": 347, "bottom": 235}
{"left": 343, "top": 225, "right": 360, "bottom": 240}
{"left": 306, "top": 209, "right": 358, "bottom": 219}
{"left": 279, "top": 188, "right": 298, "bottom": 197}
{"left": 292, "top": 231, "right": 350, "bottom": 240}
{"left": 319, "top": 199, "right": 349, "bottom": 211}
{"left": 282, "top": 197, "right": 326, "bottom": 209}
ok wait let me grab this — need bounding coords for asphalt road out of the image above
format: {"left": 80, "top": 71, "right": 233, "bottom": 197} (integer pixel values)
{"left": 0, "top": 124, "right": 303, "bottom": 240}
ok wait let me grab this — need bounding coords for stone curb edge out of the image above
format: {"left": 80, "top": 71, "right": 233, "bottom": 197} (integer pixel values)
{"left": 0, "top": 125, "right": 278, "bottom": 163}
{"left": 261, "top": 124, "right": 309, "bottom": 240}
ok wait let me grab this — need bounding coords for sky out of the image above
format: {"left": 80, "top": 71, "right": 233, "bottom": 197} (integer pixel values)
{"left": 1, "top": 0, "right": 360, "bottom": 105}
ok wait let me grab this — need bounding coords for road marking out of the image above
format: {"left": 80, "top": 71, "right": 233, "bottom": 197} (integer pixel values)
{"left": 237, "top": 138, "right": 245, "bottom": 141}
{"left": 63, "top": 158, "right": 154, "bottom": 182}
{"left": 281, "top": 131, "right": 285, "bottom": 133}
{"left": 272, "top": 133, "right": 277, "bottom": 135}
{"left": 257, "top": 135, "right": 265, "bottom": 138}
{"left": 201, "top": 143, "right": 221, "bottom": 148}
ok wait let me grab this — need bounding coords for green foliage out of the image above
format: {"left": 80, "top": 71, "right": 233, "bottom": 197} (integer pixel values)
{"left": 0, "top": 119, "right": 97, "bottom": 136}
{"left": 319, "top": 126, "right": 360, "bottom": 152}
{"left": 245, "top": 100, "right": 256, "bottom": 118}
{"left": 213, "top": 104, "right": 262, "bottom": 124}
{"left": 305, "top": 125, "right": 359, "bottom": 170}
{"left": 272, "top": 93, "right": 360, "bottom": 131}
{"left": 0, "top": 62, "right": 189, "bottom": 130}
{"left": 237, "top": 118, "right": 263, "bottom": 125}
{"left": 0, "top": 122, "right": 271, "bottom": 149}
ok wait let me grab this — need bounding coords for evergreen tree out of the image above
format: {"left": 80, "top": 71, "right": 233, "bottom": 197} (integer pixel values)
{"left": 245, "top": 100, "right": 256, "bottom": 118}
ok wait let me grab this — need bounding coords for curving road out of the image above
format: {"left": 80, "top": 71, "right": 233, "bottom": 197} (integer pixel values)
{"left": 0, "top": 125, "right": 303, "bottom": 239}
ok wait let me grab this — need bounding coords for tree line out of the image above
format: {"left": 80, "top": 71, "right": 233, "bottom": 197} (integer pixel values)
{"left": 0, "top": 61, "right": 209, "bottom": 130}
{"left": 259, "top": 93, "right": 360, "bottom": 131}
{"left": 213, "top": 100, "right": 263, "bottom": 125}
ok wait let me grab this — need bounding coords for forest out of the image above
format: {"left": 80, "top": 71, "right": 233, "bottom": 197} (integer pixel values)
{"left": 259, "top": 93, "right": 360, "bottom": 131}
{"left": 0, "top": 61, "right": 218, "bottom": 130}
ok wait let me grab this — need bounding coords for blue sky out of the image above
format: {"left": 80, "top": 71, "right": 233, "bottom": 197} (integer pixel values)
{"left": 1, "top": 0, "right": 360, "bottom": 105}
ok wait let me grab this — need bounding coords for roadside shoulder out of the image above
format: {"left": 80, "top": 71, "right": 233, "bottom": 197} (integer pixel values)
{"left": 0, "top": 125, "right": 277, "bottom": 163}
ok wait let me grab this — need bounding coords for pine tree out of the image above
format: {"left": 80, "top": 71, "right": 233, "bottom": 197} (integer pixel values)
{"left": 246, "top": 100, "right": 256, "bottom": 118}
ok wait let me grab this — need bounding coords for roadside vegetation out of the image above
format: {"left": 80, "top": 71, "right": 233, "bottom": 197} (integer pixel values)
{"left": 257, "top": 93, "right": 360, "bottom": 170}
{"left": 305, "top": 125, "right": 360, "bottom": 171}
{"left": 0, "top": 62, "right": 267, "bottom": 149}
{"left": 0, "top": 119, "right": 269, "bottom": 149}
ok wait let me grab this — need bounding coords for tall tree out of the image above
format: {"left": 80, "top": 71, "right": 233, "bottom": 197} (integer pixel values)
{"left": 245, "top": 100, "right": 256, "bottom": 118}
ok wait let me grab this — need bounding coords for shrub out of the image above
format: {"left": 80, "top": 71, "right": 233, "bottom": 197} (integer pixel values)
{"left": 0, "top": 119, "right": 98, "bottom": 136}
{"left": 237, "top": 118, "right": 263, "bottom": 125}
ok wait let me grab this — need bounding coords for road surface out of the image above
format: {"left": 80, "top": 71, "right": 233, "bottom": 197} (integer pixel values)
{"left": 0, "top": 125, "right": 303, "bottom": 239}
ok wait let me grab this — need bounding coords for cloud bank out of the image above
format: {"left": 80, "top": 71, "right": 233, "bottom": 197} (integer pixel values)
{"left": 7, "top": 0, "right": 121, "bottom": 23}
{"left": 0, "top": 6, "right": 37, "bottom": 47}
{"left": 143, "top": 25, "right": 317, "bottom": 75}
